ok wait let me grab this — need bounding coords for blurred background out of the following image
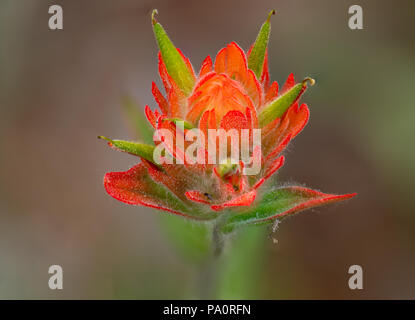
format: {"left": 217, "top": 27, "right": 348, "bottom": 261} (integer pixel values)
{"left": 1, "top": 0, "right": 414, "bottom": 299}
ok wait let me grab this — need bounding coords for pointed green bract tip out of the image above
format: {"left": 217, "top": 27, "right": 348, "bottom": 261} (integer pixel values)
{"left": 258, "top": 77, "right": 314, "bottom": 127}
{"left": 100, "top": 136, "right": 157, "bottom": 164}
{"left": 151, "top": 9, "right": 158, "bottom": 25}
{"left": 98, "top": 135, "right": 112, "bottom": 142}
{"left": 302, "top": 77, "right": 315, "bottom": 86}
{"left": 248, "top": 10, "right": 275, "bottom": 79}
{"left": 151, "top": 10, "right": 195, "bottom": 95}
{"left": 267, "top": 9, "right": 276, "bottom": 22}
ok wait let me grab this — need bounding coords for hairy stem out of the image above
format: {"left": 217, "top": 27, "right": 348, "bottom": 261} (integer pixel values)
{"left": 212, "top": 221, "right": 225, "bottom": 257}
{"left": 196, "top": 220, "right": 226, "bottom": 299}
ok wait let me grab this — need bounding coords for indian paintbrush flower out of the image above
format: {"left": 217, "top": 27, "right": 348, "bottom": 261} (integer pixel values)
{"left": 100, "top": 10, "right": 356, "bottom": 234}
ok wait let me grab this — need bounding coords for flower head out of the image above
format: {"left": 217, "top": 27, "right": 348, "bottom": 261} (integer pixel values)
{"left": 100, "top": 10, "right": 355, "bottom": 233}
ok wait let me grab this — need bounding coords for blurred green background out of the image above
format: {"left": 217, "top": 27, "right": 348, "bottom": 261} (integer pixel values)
{"left": 1, "top": 0, "right": 415, "bottom": 299}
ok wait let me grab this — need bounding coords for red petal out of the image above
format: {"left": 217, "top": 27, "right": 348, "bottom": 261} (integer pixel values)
{"left": 208, "top": 108, "right": 217, "bottom": 129}
{"left": 159, "top": 52, "right": 187, "bottom": 118}
{"left": 211, "top": 190, "right": 257, "bottom": 211}
{"left": 156, "top": 118, "right": 186, "bottom": 163}
{"left": 168, "top": 81, "right": 186, "bottom": 118}
{"left": 265, "top": 81, "right": 279, "bottom": 103}
{"left": 146, "top": 163, "right": 189, "bottom": 202}
{"left": 264, "top": 155, "right": 285, "bottom": 180}
{"left": 245, "top": 69, "right": 263, "bottom": 107}
{"left": 145, "top": 105, "right": 157, "bottom": 128}
{"left": 246, "top": 44, "right": 253, "bottom": 56}
{"left": 187, "top": 73, "right": 255, "bottom": 125}
{"left": 158, "top": 52, "right": 172, "bottom": 93}
{"left": 188, "top": 72, "right": 216, "bottom": 105}
{"left": 199, "top": 56, "right": 213, "bottom": 77}
{"left": 282, "top": 73, "right": 295, "bottom": 93}
{"left": 262, "top": 103, "right": 309, "bottom": 158}
{"left": 260, "top": 50, "right": 270, "bottom": 91}
{"left": 265, "top": 134, "right": 291, "bottom": 162}
{"left": 220, "top": 110, "right": 248, "bottom": 131}
{"left": 253, "top": 156, "right": 285, "bottom": 189}
{"left": 104, "top": 164, "right": 192, "bottom": 218}
{"left": 214, "top": 43, "right": 262, "bottom": 107}
{"left": 199, "top": 110, "right": 210, "bottom": 139}
{"left": 281, "top": 103, "right": 310, "bottom": 139}
{"left": 261, "top": 115, "right": 280, "bottom": 138}
{"left": 152, "top": 82, "right": 168, "bottom": 114}
{"left": 214, "top": 42, "right": 248, "bottom": 81}
{"left": 186, "top": 95, "right": 211, "bottom": 124}
{"left": 185, "top": 190, "right": 211, "bottom": 205}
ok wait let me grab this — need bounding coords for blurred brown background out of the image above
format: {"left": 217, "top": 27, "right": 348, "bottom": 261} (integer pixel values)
{"left": 1, "top": 0, "right": 415, "bottom": 299}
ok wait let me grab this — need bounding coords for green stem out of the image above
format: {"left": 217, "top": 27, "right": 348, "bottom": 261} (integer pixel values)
{"left": 212, "top": 221, "right": 225, "bottom": 257}
{"left": 215, "top": 226, "right": 266, "bottom": 299}
{"left": 195, "top": 220, "right": 226, "bottom": 299}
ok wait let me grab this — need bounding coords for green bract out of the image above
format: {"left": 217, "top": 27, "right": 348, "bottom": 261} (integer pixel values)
{"left": 221, "top": 186, "right": 349, "bottom": 233}
{"left": 247, "top": 10, "right": 275, "bottom": 78}
{"left": 259, "top": 78, "right": 315, "bottom": 127}
{"left": 152, "top": 9, "right": 195, "bottom": 95}
{"left": 98, "top": 136, "right": 156, "bottom": 164}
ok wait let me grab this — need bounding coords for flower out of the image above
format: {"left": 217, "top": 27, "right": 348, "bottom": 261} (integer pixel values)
{"left": 100, "top": 10, "right": 356, "bottom": 233}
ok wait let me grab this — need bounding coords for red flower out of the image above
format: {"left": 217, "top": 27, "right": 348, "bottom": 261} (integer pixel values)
{"left": 100, "top": 10, "right": 356, "bottom": 233}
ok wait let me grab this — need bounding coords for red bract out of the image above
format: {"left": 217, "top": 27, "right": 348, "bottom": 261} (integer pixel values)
{"left": 101, "top": 10, "right": 356, "bottom": 232}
